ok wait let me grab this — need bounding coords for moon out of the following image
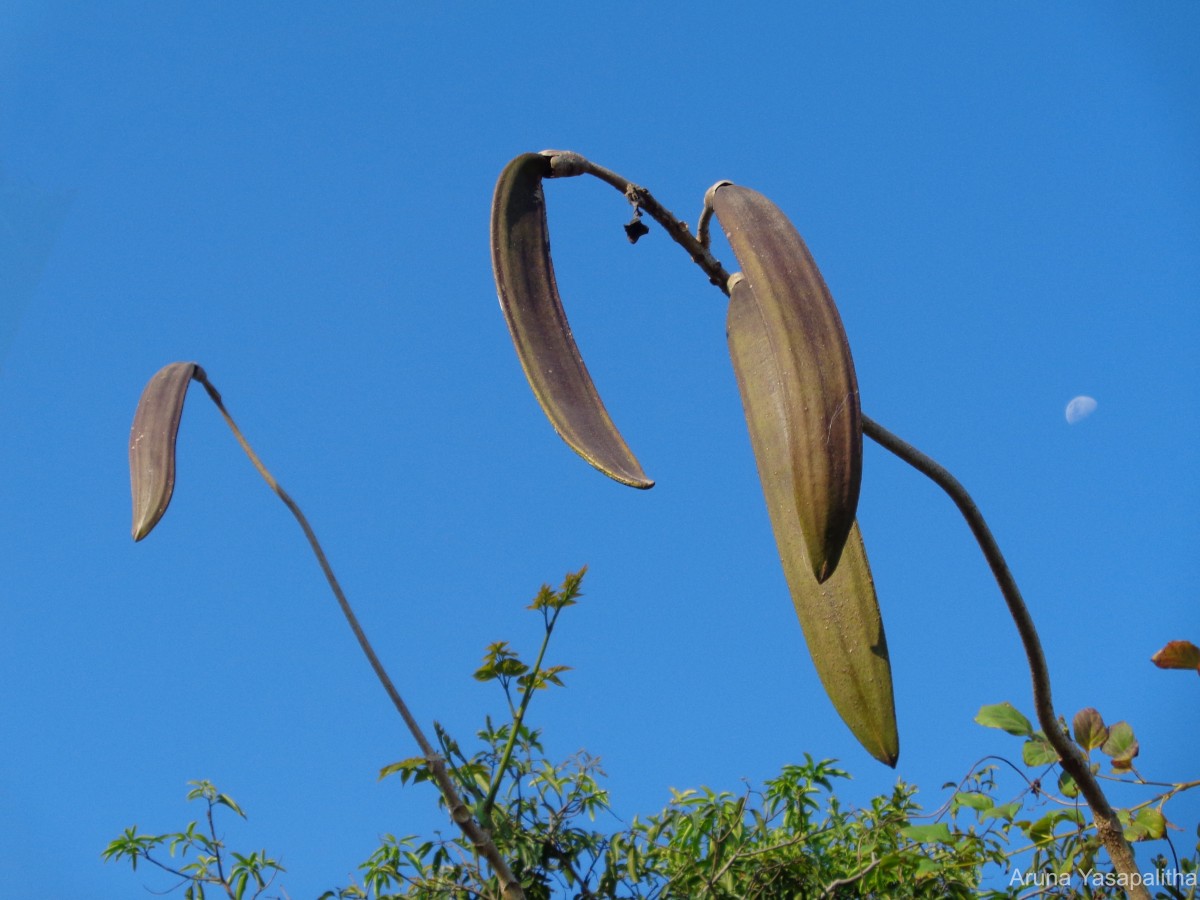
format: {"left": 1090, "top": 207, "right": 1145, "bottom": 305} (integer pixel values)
{"left": 1065, "top": 395, "right": 1097, "bottom": 424}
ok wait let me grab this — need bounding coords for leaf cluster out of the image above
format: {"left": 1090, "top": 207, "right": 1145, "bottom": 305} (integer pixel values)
{"left": 107, "top": 577, "right": 1199, "bottom": 899}
{"left": 102, "top": 780, "right": 283, "bottom": 900}
{"left": 973, "top": 702, "right": 1199, "bottom": 891}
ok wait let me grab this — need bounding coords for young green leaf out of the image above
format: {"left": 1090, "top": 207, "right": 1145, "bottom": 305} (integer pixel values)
{"left": 379, "top": 757, "right": 429, "bottom": 783}
{"left": 1058, "top": 770, "right": 1079, "bottom": 799}
{"left": 715, "top": 186, "right": 862, "bottom": 583}
{"left": 1022, "top": 733, "right": 1059, "bottom": 766}
{"left": 1027, "top": 809, "right": 1085, "bottom": 846}
{"left": 491, "top": 153, "right": 651, "bottom": 489}
{"left": 952, "top": 791, "right": 993, "bottom": 812}
{"left": 215, "top": 793, "right": 246, "bottom": 819}
{"left": 979, "top": 801, "right": 1022, "bottom": 823}
{"left": 974, "top": 702, "right": 1033, "bottom": 737}
{"left": 473, "top": 641, "right": 527, "bottom": 682}
{"left": 1124, "top": 807, "right": 1167, "bottom": 842}
{"left": 1101, "top": 721, "right": 1139, "bottom": 770}
{"left": 901, "top": 822, "right": 953, "bottom": 843}
{"left": 129, "top": 362, "right": 199, "bottom": 541}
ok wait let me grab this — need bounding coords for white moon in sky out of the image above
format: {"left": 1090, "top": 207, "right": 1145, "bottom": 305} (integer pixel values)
{"left": 1065, "top": 395, "right": 1097, "bottom": 424}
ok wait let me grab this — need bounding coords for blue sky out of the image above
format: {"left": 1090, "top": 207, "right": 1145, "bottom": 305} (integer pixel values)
{"left": 2, "top": 3, "right": 1197, "bottom": 896}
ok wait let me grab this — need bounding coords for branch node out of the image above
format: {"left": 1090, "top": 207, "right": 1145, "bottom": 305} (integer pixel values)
{"left": 698, "top": 180, "right": 732, "bottom": 250}
{"left": 541, "top": 150, "right": 586, "bottom": 178}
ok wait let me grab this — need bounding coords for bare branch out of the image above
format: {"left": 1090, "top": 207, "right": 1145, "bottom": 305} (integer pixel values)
{"left": 193, "top": 370, "right": 526, "bottom": 900}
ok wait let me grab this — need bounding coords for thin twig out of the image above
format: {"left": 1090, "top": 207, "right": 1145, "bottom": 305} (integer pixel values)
{"left": 204, "top": 798, "right": 235, "bottom": 899}
{"left": 481, "top": 604, "right": 563, "bottom": 823}
{"left": 1126, "top": 778, "right": 1200, "bottom": 812}
{"left": 192, "top": 371, "right": 526, "bottom": 900}
{"left": 542, "top": 150, "right": 733, "bottom": 289}
{"left": 817, "top": 855, "right": 882, "bottom": 899}
{"left": 127, "top": 854, "right": 208, "bottom": 892}
{"left": 925, "top": 754, "right": 1040, "bottom": 822}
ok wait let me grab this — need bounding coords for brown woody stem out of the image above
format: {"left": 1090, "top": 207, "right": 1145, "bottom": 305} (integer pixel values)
{"left": 538, "top": 149, "right": 1147, "bottom": 896}
{"left": 542, "top": 150, "right": 733, "bottom": 288}
{"left": 193, "top": 371, "right": 525, "bottom": 900}
{"left": 861, "top": 415, "right": 1146, "bottom": 898}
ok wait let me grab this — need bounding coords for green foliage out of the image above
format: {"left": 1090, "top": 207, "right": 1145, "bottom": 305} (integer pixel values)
{"left": 102, "top": 780, "right": 283, "bottom": 900}
{"left": 107, "top": 577, "right": 1199, "bottom": 899}
{"left": 363, "top": 733, "right": 1008, "bottom": 898}
{"left": 975, "top": 701, "right": 1199, "bottom": 889}
{"left": 975, "top": 702, "right": 1034, "bottom": 737}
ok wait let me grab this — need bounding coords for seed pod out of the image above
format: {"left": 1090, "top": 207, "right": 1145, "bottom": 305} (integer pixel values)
{"left": 714, "top": 184, "right": 860, "bottom": 583}
{"left": 791, "top": 521, "right": 897, "bottom": 767}
{"left": 491, "top": 153, "right": 652, "bottom": 489}
{"left": 728, "top": 274, "right": 897, "bottom": 765}
{"left": 129, "top": 362, "right": 198, "bottom": 541}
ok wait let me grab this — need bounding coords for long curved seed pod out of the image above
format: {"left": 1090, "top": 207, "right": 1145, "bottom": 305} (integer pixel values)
{"left": 129, "top": 362, "right": 199, "bottom": 541}
{"left": 729, "top": 275, "right": 897, "bottom": 765}
{"left": 713, "top": 184, "right": 860, "bottom": 582}
{"left": 491, "top": 153, "right": 652, "bottom": 489}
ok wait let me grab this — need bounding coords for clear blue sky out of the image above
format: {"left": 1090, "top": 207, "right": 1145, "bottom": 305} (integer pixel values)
{"left": 2, "top": 3, "right": 1197, "bottom": 896}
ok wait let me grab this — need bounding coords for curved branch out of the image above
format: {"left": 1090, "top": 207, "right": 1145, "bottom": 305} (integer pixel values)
{"left": 861, "top": 415, "right": 1146, "bottom": 899}
{"left": 542, "top": 150, "right": 733, "bottom": 289}
{"left": 193, "top": 371, "right": 526, "bottom": 900}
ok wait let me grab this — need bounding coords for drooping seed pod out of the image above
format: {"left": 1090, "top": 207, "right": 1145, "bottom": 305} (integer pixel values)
{"left": 728, "top": 275, "right": 897, "bottom": 764}
{"left": 714, "top": 184, "right": 861, "bottom": 583}
{"left": 129, "top": 362, "right": 199, "bottom": 541}
{"left": 491, "top": 153, "right": 652, "bottom": 489}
